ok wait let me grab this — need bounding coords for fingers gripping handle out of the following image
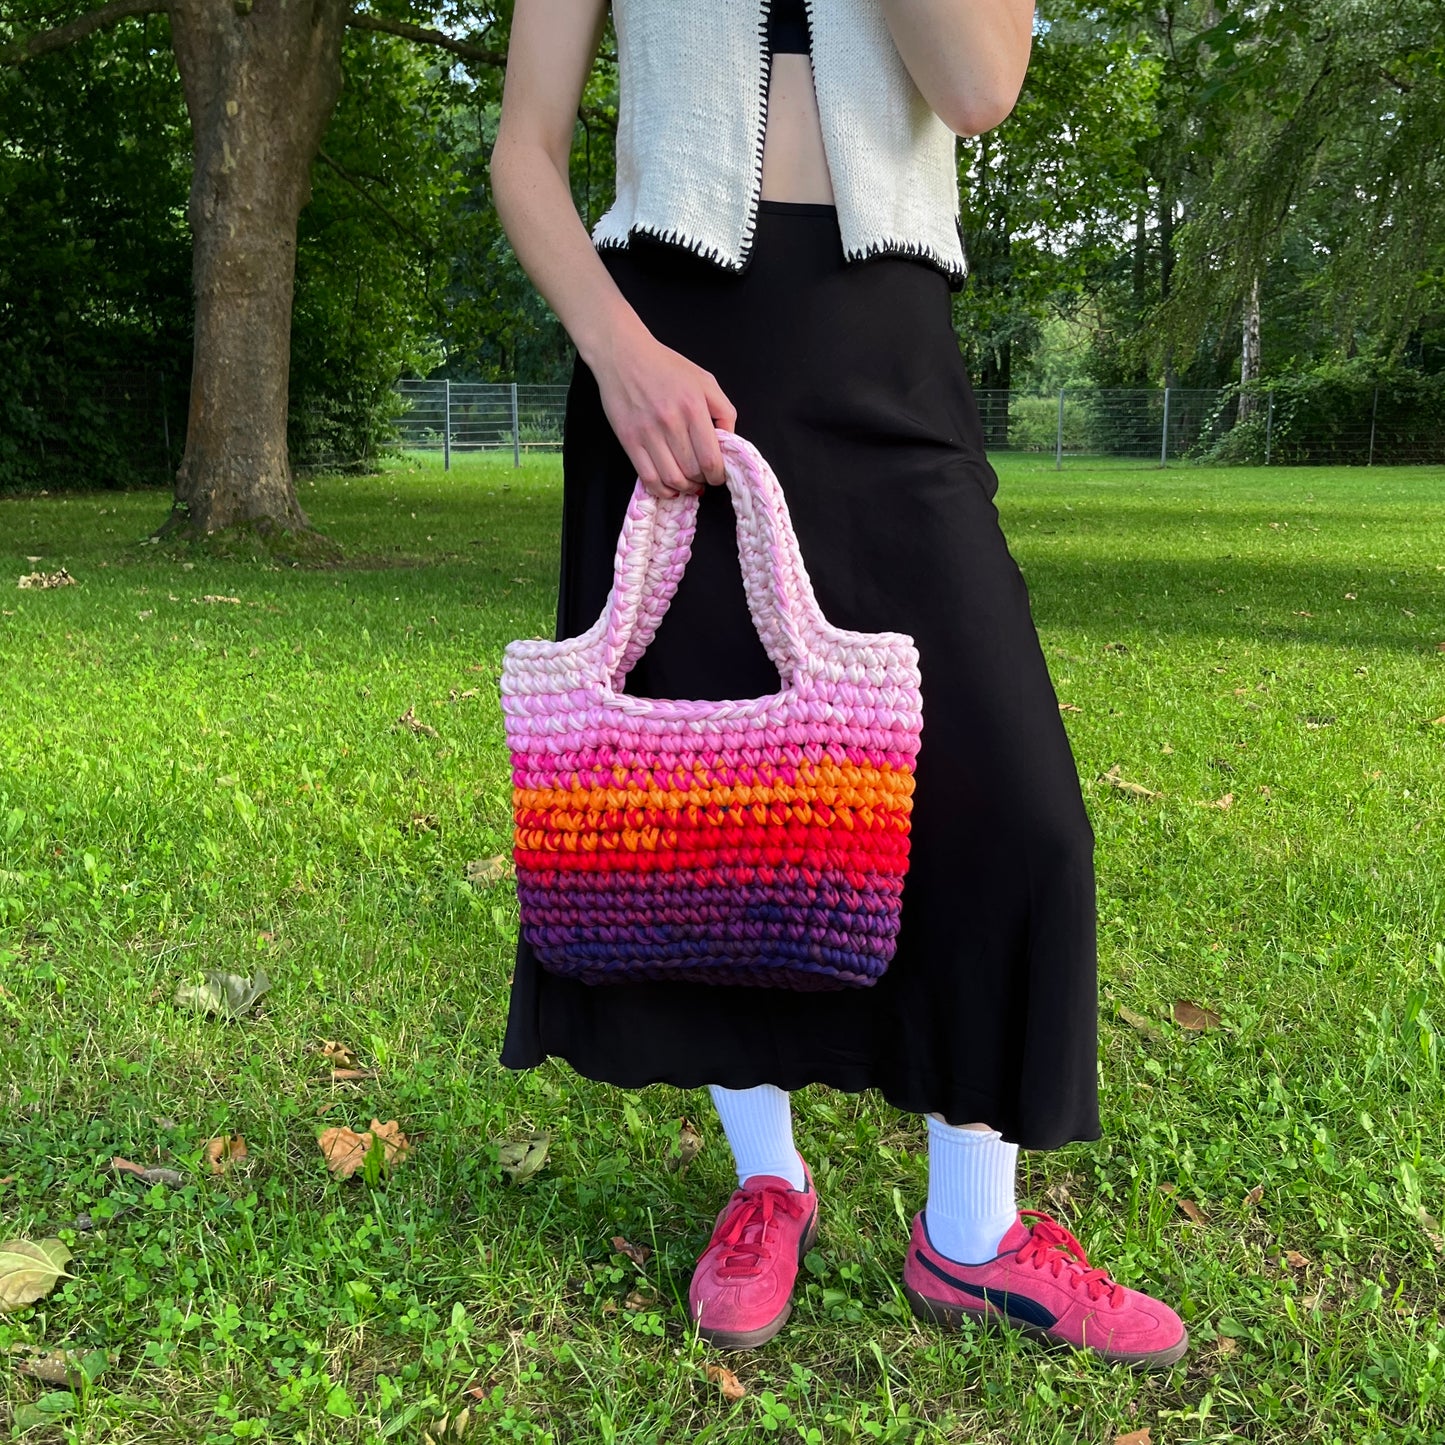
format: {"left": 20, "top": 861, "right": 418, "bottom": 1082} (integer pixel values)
{"left": 598, "top": 429, "right": 821, "bottom": 690}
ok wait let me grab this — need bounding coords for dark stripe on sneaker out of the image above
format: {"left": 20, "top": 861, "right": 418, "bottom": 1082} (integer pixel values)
{"left": 913, "top": 1250, "right": 1059, "bottom": 1330}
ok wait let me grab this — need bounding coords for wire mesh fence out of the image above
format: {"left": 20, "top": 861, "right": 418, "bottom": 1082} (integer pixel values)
{"left": 392, "top": 380, "right": 570, "bottom": 465}
{"left": 390, "top": 379, "right": 1445, "bottom": 469}
{"left": 2, "top": 370, "right": 183, "bottom": 490}
{"left": 975, "top": 387, "right": 1234, "bottom": 465}
{"left": 5, "top": 372, "right": 1442, "bottom": 492}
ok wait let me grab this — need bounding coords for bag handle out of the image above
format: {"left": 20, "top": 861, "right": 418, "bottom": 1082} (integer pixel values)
{"left": 598, "top": 430, "right": 823, "bottom": 691}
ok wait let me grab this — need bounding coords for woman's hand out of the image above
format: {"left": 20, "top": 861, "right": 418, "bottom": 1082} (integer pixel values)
{"left": 592, "top": 328, "right": 738, "bottom": 499}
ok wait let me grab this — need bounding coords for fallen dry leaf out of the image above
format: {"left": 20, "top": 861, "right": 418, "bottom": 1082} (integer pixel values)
{"left": 671, "top": 1116, "right": 703, "bottom": 1171}
{"left": 1117, "top": 1004, "right": 1163, "bottom": 1044}
{"left": 8, "top": 1344, "right": 100, "bottom": 1384}
{"left": 1428, "top": 715, "right": 1445, "bottom": 727}
{"left": 612, "top": 1236, "right": 652, "bottom": 1268}
{"left": 395, "top": 705, "right": 439, "bottom": 738}
{"left": 623, "top": 1289, "right": 657, "bottom": 1312}
{"left": 318, "top": 1119, "right": 411, "bottom": 1180}
{"left": 1044, "top": 1172, "right": 1083, "bottom": 1214}
{"left": 0, "top": 1239, "right": 73, "bottom": 1312}
{"left": 17, "top": 568, "right": 76, "bottom": 590}
{"left": 320, "top": 1040, "right": 359, "bottom": 1069}
{"left": 1204, "top": 792, "right": 1234, "bottom": 810}
{"left": 1283, "top": 1250, "right": 1310, "bottom": 1269}
{"left": 112, "top": 1158, "right": 184, "bottom": 1186}
{"left": 0, "top": 1176, "right": 15, "bottom": 1187}
{"left": 465, "top": 855, "right": 514, "bottom": 888}
{"left": 1158, "top": 1184, "right": 1207, "bottom": 1226}
{"left": 328, "top": 1068, "right": 378, "bottom": 1082}
{"left": 205, "top": 1135, "right": 248, "bottom": 1175}
{"left": 317, "top": 1128, "right": 368, "bottom": 1178}
{"left": 1100, "top": 765, "right": 1162, "bottom": 801}
{"left": 1215, "top": 1335, "right": 1238, "bottom": 1357}
{"left": 174, "top": 966, "right": 271, "bottom": 1017}
{"left": 1418, "top": 1207, "right": 1445, "bottom": 1256}
{"left": 1058, "top": 702, "right": 1083, "bottom": 713}
{"left": 1175, "top": 1197, "right": 1207, "bottom": 1227}
{"left": 1113, "top": 1429, "right": 1151, "bottom": 1445}
{"left": 705, "top": 1363, "right": 747, "bottom": 1401}
{"left": 1173, "top": 1000, "right": 1222, "bottom": 1031}
{"left": 1244, "top": 1185, "right": 1265, "bottom": 1208}
{"left": 494, "top": 1133, "right": 550, "bottom": 1184}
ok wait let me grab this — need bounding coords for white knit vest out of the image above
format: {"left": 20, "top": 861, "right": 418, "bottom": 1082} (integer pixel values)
{"left": 591, "top": 0, "right": 968, "bottom": 286}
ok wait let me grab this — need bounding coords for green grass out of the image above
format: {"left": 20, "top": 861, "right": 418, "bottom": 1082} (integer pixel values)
{"left": 2, "top": 452, "right": 1444, "bottom": 1444}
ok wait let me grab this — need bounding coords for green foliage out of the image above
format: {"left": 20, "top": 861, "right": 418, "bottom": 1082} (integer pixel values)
{"left": 1143, "top": 0, "right": 1445, "bottom": 377}
{"left": 956, "top": 0, "right": 1163, "bottom": 384}
{"left": 289, "top": 30, "right": 472, "bottom": 472}
{"left": 0, "top": 7, "right": 192, "bottom": 492}
{"left": 1196, "top": 360, "right": 1445, "bottom": 465}
{"left": 431, "top": 34, "right": 617, "bottom": 385}
{"left": 1, "top": 455, "right": 1444, "bottom": 1440}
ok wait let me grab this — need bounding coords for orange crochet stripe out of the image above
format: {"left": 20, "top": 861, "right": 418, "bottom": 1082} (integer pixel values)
{"left": 513, "top": 757, "right": 915, "bottom": 817}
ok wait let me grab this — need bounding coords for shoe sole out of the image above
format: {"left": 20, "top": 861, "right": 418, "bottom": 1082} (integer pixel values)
{"left": 693, "top": 1204, "right": 820, "bottom": 1351}
{"left": 903, "top": 1282, "right": 1190, "bottom": 1371}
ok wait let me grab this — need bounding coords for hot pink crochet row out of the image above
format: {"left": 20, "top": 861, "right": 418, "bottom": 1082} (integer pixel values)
{"left": 501, "top": 430, "right": 924, "bottom": 989}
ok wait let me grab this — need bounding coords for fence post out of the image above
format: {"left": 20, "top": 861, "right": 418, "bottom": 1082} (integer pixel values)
{"left": 1367, "top": 385, "right": 1378, "bottom": 466}
{"left": 1264, "top": 388, "right": 1274, "bottom": 466}
{"left": 1055, "top": 389, "right": 1064, "bottom": 471}
{"left": 511, "top": 382, "right": 521, "bottom": 468}
{"left": 1160, "top": 386, "right": 1171, "bottom": 467}
{"left": 443, "top": 379, "right": 452, "bottom": 471}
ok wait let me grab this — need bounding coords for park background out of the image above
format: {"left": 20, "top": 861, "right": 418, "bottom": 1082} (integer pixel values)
{"left": 2, "top": 0, "right": 1444, "bottom": 1441}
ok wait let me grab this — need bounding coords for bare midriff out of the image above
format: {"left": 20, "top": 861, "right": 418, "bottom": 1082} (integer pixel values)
{"left": 759, "top": 53, "right": 836, "bottom": 204}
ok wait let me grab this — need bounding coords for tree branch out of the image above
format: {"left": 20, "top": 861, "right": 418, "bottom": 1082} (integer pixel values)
{"left": 345, "top": 10, "right": 506, "bottom": 67}
{"left": 0, "top": 0, "right": 163, "bottom": 65}
{"left": 315, "top": 146, "right": 429, "bottom": 250}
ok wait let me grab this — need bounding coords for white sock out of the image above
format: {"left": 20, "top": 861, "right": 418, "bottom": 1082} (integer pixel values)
{"left": 707, "top": 1083, "right": 806, "bottom": 1191}
{"left": 924, "top": 1114, "right": 1019, "bottom": 1264}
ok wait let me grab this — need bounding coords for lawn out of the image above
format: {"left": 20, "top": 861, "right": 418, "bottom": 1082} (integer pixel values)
{"left": 2, "top": 452, "right": 1443, "bottom": 1444}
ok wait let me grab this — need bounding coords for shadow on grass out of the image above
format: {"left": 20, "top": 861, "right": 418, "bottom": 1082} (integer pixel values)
{"left": 1016, "top": 555, "right": 1442, "bottom": 653}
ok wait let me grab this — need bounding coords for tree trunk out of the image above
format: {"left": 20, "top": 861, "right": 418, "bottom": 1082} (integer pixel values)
{"left": 1131, "top": 199, "right": 1148, "bottom": 303}
{"left": 160, "top": 0, "right": 347, "bottom": 544}
{"left": 1238, "top": 269, "right": 1261, "bottom": 422}
{"left": 1158, "top": 181, "right": 1177, "bottom": 389}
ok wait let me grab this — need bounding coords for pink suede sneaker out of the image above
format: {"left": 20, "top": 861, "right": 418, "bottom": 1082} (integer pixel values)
{"left": 688, "top": 1153, "right": 819, "bottom": 1350}
{"left": 903, "top": 1208, "right": 1188, "bottom": 1370}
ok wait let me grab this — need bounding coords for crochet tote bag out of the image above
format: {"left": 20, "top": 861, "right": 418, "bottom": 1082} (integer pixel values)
{"left": 501, "top": 429, "right": 924, "bottom": 990}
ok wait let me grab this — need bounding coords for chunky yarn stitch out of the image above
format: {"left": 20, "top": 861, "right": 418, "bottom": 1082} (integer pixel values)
{"left": 501, "top": 430, "right": 924, "bottom": 990}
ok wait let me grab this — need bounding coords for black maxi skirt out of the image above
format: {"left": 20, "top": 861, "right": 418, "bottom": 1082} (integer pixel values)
{"left": 498, "top": 200, "right": 1101, "bottom": 1151}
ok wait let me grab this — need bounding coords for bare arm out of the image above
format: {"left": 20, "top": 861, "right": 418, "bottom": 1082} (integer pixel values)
{"left": 880, "top": 0, "right": 1036, "bottom": 136}
{"left": 490, "top": 0, "right": 735, "bottom": 496}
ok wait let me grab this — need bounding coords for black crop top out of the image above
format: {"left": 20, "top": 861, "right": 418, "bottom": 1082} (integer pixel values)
{"left": 768, "top": 0, "right": 811, "bottom": 55}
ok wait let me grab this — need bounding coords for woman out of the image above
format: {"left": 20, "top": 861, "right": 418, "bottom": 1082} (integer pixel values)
{"left": 491, "top": 0, "right": 1187, "bottom": 1368}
